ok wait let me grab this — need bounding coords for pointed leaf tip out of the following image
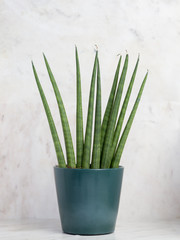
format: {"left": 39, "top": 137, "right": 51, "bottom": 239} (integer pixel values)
{"left": 43, "top": 53, "right": 47, "bottom": 61}
{"left": 94, "top": 44, "right": 98, "bottom": 49}
{"left": 94, "top": 44, "right": 98, "bottom": 53}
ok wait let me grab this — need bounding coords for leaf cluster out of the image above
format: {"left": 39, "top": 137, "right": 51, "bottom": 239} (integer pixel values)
{"left": 32, "top": 48, "right": 148, "bottom": 169}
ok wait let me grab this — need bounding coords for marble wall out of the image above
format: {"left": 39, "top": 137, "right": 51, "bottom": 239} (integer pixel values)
{"left": 0, "top": 0, "right": 180, "bottom": 220}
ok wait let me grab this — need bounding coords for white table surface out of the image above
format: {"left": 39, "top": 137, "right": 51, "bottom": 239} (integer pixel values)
{"left": 0, "top": 219, "right": 179, "bottom": 240}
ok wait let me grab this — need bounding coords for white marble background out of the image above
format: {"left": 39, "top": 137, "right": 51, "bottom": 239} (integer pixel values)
{"left": 0, "top": 0, "right": 180, "bottom": 221}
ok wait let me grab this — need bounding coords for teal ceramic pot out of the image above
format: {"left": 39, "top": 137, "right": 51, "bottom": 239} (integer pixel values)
{"left": 54, "top": 166, "right": 124, "bottom": 235}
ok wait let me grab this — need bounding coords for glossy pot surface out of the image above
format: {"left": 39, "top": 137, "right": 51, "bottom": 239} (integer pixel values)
{"left": 54, "top": 166, "right": 124, "bottom": 235}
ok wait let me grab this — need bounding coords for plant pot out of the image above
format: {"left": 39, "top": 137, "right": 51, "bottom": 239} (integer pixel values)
{"left": 54, "top": 166, "right": 124, "bottom": 235}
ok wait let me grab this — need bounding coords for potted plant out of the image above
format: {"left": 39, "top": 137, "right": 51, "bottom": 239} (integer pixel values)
{"left": 32, "top": 47, "right": 148, "bottom": 235}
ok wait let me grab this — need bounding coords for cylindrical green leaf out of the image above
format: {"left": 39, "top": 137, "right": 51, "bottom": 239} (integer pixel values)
{"left": 82, "top": 52, "right": 98, "bottom": 169}
{"left": 32, "top": 62, "right": 66, "bottom": 168}
{"left": 91, "top": 58, "right": 101, "bottom": 169}
{"left": 75, "top": 47, "right": 84, "bottom": 168}
{"left": 111, "top": 72, "right": 148, "bottom": 168}
{"left": 109, "top": 56, "right": 139, "bottom": 162}
{"left": 101, "top": 54, "right": 128, "bottom": 168}
{"left": 100, "top": 56, "right": 121, "bottom": 154}
{"left": 43, "top": 55, "right": 76, "bottom": 168}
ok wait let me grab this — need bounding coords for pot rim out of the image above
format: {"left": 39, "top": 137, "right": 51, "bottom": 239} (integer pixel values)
{"left": 54, "top": 166, "right": 124, "bottom": 171}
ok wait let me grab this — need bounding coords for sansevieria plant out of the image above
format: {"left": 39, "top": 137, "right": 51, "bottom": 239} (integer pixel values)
{"left": 32, "top": 47, "right": 148, "bottom": 169}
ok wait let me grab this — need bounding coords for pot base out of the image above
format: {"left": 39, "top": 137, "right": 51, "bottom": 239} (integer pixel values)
{"left": 63, "top": 230, "right": 114, "bottom": 235}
